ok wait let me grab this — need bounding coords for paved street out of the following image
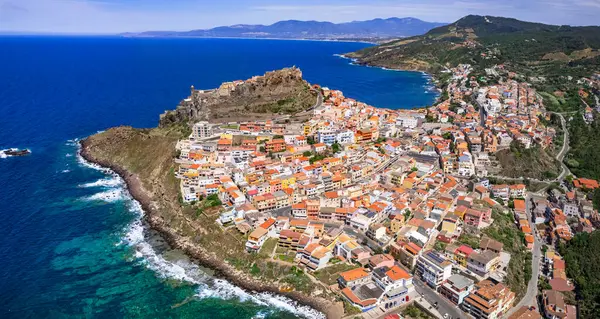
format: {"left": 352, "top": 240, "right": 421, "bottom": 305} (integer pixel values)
{"left": 414, "top": 278, "right": 466, "bottom": 319}
{"left": 504, "top": 193, "right": 543, "bottom": 318}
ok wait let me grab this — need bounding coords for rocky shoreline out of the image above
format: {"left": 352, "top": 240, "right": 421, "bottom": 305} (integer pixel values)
{"left": 79, "top": 138, "right": 341, "bottom": 319}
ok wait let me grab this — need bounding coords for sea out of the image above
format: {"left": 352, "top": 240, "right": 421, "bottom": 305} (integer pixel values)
{"left": 0, "top": 36, "right": 437, "bottom": 318}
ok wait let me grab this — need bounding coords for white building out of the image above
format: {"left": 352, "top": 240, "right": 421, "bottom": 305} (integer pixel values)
{"left": 191, "top": 121, "right": 213, "bottom": 140}
{"left": 336, "top": 130, "right": 355, "bottom": 145}
{"left": 415, "top": 250, "right": 453, "bottom": 289}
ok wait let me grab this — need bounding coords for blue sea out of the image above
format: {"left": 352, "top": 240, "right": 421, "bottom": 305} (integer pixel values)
{"left": 0, "top": 37, "right": 437, "bottom": 318}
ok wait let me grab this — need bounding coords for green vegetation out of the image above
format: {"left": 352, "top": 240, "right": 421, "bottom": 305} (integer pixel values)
{"left": 313, "top": 263, "right": 357, "bottom": 286}
{"left": 331, "top": 142, "right": 342, "bottom": 153}
{"left": 559, "top": 231, "right": 600, "bottom": 317}
{"left": 342, "top": 301, "right": 362, "bottom": 316}
{"left": 402, "top": 304, "right": 433, "bottom": 319}
{"left": 483, "top": 209, "right": 532, "bottom": 302}
{"left": 309, "top": 154, "right": 326, "bottom": 164}
{"left": 539, "top": 91, "right": 584, "bottom": 113}
{"left": 280, "top": 266, "right": 313, "bottom": 293}
{"left": 258, "top": 238, "right": 278, "bottom": 259}
{"left": 204, "top": 194, "right": 222, "bottom": 207}
{"left": 350, "top": 15, "right": 600, "bottom": 89}
{"left": 277, "top": 253, "right": 295, "bottom": 263}
{"left": 434, "top": 241, "right": 447, "bottom": 252}
{"left": 496, "top": 141, "right": 560, "bottom": 180}
{"left": 457, "top": 233, "right": 480, "bottom": 249}
{"left": 566, "top": 114, "right": 600, "bottom": 180}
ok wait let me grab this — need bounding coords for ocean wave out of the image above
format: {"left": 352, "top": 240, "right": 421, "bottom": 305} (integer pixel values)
{"left": 79, "top": 176, "right": 123, "bottom": 188}
{"left": 84, "top": 188, "right": 127, "bottom": 202}
{"left": 196, "top": 279, "right": 325, "bottom": 319}
{"left": 61, "top": 169, "right": 71, "bottom": 173}
{"left": 76, "top": 148, "right": 325, "bottom": 319}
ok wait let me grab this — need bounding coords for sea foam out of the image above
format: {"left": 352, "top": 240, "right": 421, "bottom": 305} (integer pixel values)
{"left": 77, "top": 145, "right": 325, "bottom": 319}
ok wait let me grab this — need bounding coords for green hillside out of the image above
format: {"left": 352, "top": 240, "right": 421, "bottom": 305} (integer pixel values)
{"left": 348, "top": 15, "right": 600, "bottom": 78}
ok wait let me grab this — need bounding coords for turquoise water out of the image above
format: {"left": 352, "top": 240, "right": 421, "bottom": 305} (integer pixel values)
{"left": 0, "top": 37, "right": 437, "bottom": 318}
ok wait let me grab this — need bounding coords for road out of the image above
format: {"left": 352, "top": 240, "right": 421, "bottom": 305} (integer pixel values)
{"left": 414, "top": 279, "right": 466, "bottom": 319}
{"left": 503, "top": 193, "right": 543, "bottom": 318}
{"left": 551, "top": 112, "right": 572, "bottom": 181}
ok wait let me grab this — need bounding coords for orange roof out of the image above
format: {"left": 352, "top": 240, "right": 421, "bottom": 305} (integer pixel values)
{"left": 385, "top": 265, "right": 411, "bottom": 281}
{"left": 514, "top": 199, "right": 526, "bottom": 211}
{"left": 341, "top": 287, "right": 377, "bottom": 307}
{"left": 339, "top": 268, "right": 370, "bottom": 282}
{"left": 525, "top": 234, "right": 534, "bottom": 243}
{"left": 259, "top": 218, "right": 276, "bottom": 230}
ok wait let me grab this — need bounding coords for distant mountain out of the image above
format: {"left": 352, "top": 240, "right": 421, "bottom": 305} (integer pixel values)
{"left": 120, "top": 18, "right": 447, "bottom": 40}
{"left": 348, "top": 15, "right": 600, "bottom": 77}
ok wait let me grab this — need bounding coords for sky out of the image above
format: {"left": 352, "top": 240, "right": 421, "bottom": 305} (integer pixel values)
{"left": 1, "top": 0, "right": 599, "bottom": 34}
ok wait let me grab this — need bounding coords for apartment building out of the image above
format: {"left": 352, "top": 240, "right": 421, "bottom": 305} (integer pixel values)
{"left": 438, "top": 274, "right": 475, "bottom": 305}
{"left": 415, "top": 250, "right": 453, "bottom": 289}
{"left": 462, "top": 280, "right": 515, "bottom": 319}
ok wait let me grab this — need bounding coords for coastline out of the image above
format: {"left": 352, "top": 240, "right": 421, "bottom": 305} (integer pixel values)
{"left": 78, "top": 139, "right": 337, "bottom": 319}
{"left": 336, "top": 53, "right": 442, "bottom": 104}
{"left": 119, "top": 35, "right": 379, "bottom": 45}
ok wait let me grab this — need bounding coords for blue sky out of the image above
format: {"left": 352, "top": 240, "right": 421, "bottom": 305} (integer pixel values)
{"left": 1, "top": 0, "right": 599, "bottom": 34}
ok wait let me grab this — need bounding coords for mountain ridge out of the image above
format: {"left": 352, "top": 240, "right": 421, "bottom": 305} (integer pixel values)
{"left": 120, "top": 17, "right": 447, "bottom": 40}
{"left": 347, "top": 15, "right": 600, "bottom": 76}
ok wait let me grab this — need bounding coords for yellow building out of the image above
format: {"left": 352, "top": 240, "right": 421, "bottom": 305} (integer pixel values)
{"left": 280, "top": 176, "right": 296, "bottom": 189}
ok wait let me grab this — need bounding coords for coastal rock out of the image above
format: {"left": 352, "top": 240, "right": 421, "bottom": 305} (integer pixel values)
{"left": 159, "top": 67, "right": 316, "bottom": 126}
{"left": 80, "top": 126, "right": 343, "bottom": 318}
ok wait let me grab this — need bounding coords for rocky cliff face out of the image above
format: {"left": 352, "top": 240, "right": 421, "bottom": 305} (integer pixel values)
{"left": 159, "top": 67, "right": 315, "bottom": 126}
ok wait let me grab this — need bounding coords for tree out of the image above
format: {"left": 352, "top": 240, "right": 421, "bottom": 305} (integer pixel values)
{"left": 259, "top": 146, "right": 266, "bottom": 153}
{"left": 331, "top": 142, "right": 341, "bottom": 153}
{"left": 307, "top": 136, "right": 316, "bottom": 145}
{"left": 273, "top": 135, "right": 284, "bottom": 139}
{"left": 303, "top": 151, "right": 312, "bottom": 157}
{"left": 593, "top": 188, "right": 600, "bottom": 210}
{"left": 434, "top": 242, "right": 447, "bottom": 252}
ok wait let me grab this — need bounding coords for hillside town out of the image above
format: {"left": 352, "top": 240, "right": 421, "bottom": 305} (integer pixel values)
{"left": 172, "top": 65, "right": 600, "bottom": 319}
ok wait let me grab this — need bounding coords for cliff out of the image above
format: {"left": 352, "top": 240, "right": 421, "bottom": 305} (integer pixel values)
{"left": 80, "top": 125, "right": 342, "bottom": 318}
{"left": 159, "top": 67, "right": 317, "bottom": 126}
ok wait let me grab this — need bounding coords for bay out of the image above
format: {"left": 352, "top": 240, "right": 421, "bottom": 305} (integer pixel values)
{"left": 0, "top": 37, "right": 436, "bottom": 318}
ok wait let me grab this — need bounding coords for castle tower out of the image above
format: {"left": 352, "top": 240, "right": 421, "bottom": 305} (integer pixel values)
{"left": 190, "top": 85, "right": 195, "bottom": 96}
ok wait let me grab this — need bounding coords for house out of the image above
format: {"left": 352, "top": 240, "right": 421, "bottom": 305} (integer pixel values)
{"left": 339, "top": 267, "right": 372, "bottom": 288}
{"left": 453, "top": 245, "right": 475, "bottom": 267}
{"left": 415, "top": 250, "right": 453, "bottom": 289}
{"left": 509, "top": 184, "right": 526, "bottom": 198}
{"left": 438, "top": 274, "right": 475, "bottom": 305}
{"left": 297, "top": 243, "right": 332, "bottom": 271}
{"left": 467, "top": 250, "right": 500, "bottom": 277}
{"left": 368, "top": 254, "right": 395, "bottom": 270}
{"left": 246, "top": 227, "right": 269, "bottom": 252}
{"left": 464, "top": 207, "right": 491, "bottom": 228}
{"left": 341, "top": 265, "right": 414, "bottom": 312}
{"left": 480, "top": 236, "right": 504, "bottom": 254}
{"left": 508, "top": 306, "right": 542, "bottom": 319}
{"left": 335, "top": 233, "right": 371, "bottom": 263}
{"left": 390, "top": 240, "right": 422, "bottom": 269}
{"left": 573, "top": 178, "right": 599, "bottom": 190}
{"left": 542, "top": 290, "right": 573, "bottom": 319}
{"left": 462, "top": 279, "right": 515, "bottom": 319}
